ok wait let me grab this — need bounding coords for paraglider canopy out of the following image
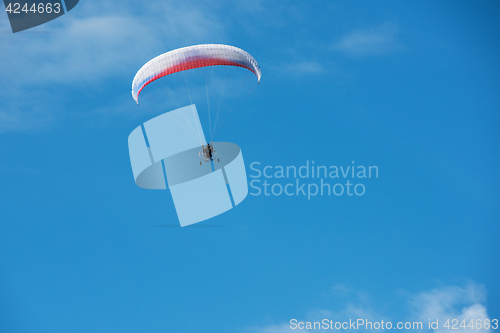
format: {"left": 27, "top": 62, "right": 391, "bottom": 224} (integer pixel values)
{"left": 131, "top": 44, "right": 261, "bottom": 104}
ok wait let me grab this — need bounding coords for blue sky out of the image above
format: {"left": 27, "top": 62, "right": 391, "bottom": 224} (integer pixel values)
{"left": 0, "top": 1, "right": 499, "bottom": 332}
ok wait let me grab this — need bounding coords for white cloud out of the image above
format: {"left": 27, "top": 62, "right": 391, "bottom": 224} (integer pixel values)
{"left": 246, "top": 288, "right": 382, "bottom": 333}
{"left": 410, "top": 283, "right": 491, "bottom": 333}
{"left": 0, "top": 0, "right": 224, "bottom": 84}
{"left": 247, "top": 282, "right": 492, "bottom": 333}
{"left": 0, "top": 87, "right": 54, "bottom": 132}
{"left": 331, "top": 283, "right": 351, "bottom": 294}
{"left": 252, "top": 323, "right": 302, "bottom": 333}
{"left": 334, "top": 23, "right": 402, "bottom": 57}
{"left": 0, "top": 0, "right": 225, "bottom": 132}
{"left": 263, "top": 60, "right": 325, "bottom": 77}
{"left": 285, "top": 61, "right": 324, "bottom": 74}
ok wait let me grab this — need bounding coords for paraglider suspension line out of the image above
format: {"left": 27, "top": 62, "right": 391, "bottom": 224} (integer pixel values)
{"left": 205, "top": 74, "right": 213, "bottom": 141}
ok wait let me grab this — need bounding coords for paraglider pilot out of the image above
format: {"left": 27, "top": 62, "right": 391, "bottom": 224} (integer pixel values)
{"left": 199, "top": 142, "right": 220, "bottom": 165}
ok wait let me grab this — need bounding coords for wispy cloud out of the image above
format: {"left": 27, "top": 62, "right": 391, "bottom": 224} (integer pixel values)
{"left": 334, "top": 23, "right": 402, "bottom": 57}
{"left": 410, "top": 283, "right": 491, "bottom": 333}
{"left": 0, "top": 0, "right": 225, "bottom": 132}
{"left": 284, "top": 61, "right": 325, "bottom": 74}
{"left": 264, "top": 60, "right": 326, "bottom": 78}
{"left": 0, "top": 87, "right": 54, "bottom": 132}
{"left": 331, "top": 283, "right": 351, "bottom": 294}
{"left": 246, "top": 282, "right": 491, "bottom": 333}
{"left": 0, "top": 0, "right": 224, "bottom": 84}
{"left": 249, "top": 324, "right": 297, "bottom": 333}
